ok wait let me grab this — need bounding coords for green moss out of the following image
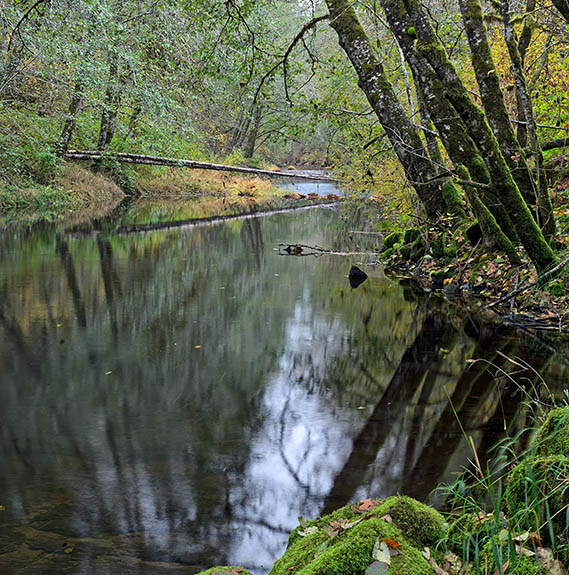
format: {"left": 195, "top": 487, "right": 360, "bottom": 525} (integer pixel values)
{"left": 197, "top": 567, "right": 252, "bottom": 575}
{"left": 505, "top": 456, "right": 569, "bottom": 542}
{"left": 442, "top": 181, "right": 466, "bottom": 219}
{"left": 481, "top": 538, "right": 546, "bottom": 575}
{"left": 430, "top": 239, "right": 444, "bottom": 258}
{"left": 404, "top": 228, "right": 420, "bottom": 244}
{"left": 382, "top": 495, "right": 445, "bottom": 548}
{"left": 384, "top": 231, "right": 401, "bottom": 248}
{"left": 534, "top": 407, "right": 569, "bottom": 458}
{"left": 271, "top": 498, "right": 442, "bottom": 575}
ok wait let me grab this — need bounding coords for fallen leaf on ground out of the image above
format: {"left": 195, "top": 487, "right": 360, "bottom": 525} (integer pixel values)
{"left": 381, "top": 538, "right": 402, "bottom": 550}
{"left": 353, "top": 499, "right": 383, "bottom": 513}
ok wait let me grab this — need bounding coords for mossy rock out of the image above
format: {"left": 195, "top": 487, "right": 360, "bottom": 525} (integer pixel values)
{"left": 400, "top": 245, "right": 413, "bottom": 260}
{"left": 504, "top": 456, "right": 569, "bottom": 543}
{"left": 444, "top": 244, "right": 457, "bottom": 259}
{"left": 404, "top": 228, "right": 421, "bottom": 244}
{"left": 430, "top": 239, "right": 444, "bottom": 258}
{"left": 384, "top": 231, "right": 401, "bottom": 249}
{"left": 271, "top": 497, "right": 443, "bottom": 575}
{"left": 533, "top": 407, "right": 569, "bottom": 458}
{"left": 197, "top": 567, "right": 252, "bottom": 575}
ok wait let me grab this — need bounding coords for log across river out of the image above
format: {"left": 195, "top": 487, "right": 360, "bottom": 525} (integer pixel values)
{"left": 65, "top": 150, "right": 337, "bottom": 182}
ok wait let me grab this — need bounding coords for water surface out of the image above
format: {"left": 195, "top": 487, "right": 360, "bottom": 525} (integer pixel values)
{"left": 0, "top": 201, "right": 566, "bottom": 574}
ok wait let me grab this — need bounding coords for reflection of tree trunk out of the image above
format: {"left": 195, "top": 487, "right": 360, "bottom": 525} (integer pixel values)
{"left": 322, "top": 313, "right": 450, "bottom": 514}
{"left": 56, "top": 236, "right": 87, "bottom": 328}
{"left": 97, "top": 236, "right": 118, "bottom": 336}
{"left": 242, "top": 218, "right": 264, "bottom": 269}
{"left": 399, "top": 326, "right": 518, "bottom": 500}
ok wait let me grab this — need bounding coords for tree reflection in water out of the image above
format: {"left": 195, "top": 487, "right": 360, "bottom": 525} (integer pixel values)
{"left": 0, "top": 205, "right": 565, "bottom": 574}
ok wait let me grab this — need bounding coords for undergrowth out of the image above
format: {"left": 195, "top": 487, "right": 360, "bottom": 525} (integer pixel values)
{"left": 436, "top": 367, "right": 569, "bottom": 574}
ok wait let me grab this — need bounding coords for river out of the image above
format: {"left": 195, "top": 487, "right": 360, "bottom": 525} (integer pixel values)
{"left": 0, "top": 192, "right": 567, "bottom": 574}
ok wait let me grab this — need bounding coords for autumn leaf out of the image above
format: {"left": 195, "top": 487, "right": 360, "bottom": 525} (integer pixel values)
{"left": 353, "top": 499, "right": 383, "bottom": 513}
{"left": 381, "top": 538, "right": 402, "bottom": 550}
{"left": 381, "top": 514, "right": 393, "bottom": 523}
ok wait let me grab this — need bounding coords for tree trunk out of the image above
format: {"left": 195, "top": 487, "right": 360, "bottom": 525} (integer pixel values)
{"left": 401, "top": 0, "right": 556, "bottom": 271}
{"left": 325, "top": 0, "right": 446, "bottom": 220}
{"left": 244, "top": 103, "right": 262, "bottom": 158}
{"left": 97, "top": 51, "right": 120, "bottom": 152}
{"left": 501, "top": 0, "right": 556, "bottom": 239}
{"left": 458, "top": 0, "right": 538, "bottom": 208}
{"left": 59, "top": 74, "right": 85, "bottom": 157}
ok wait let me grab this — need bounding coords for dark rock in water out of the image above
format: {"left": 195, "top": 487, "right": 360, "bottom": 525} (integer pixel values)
{"left": 349, "top": 265, "right": 368, "bottom": 289}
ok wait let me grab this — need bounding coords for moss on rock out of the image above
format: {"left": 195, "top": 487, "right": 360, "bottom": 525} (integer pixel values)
{"left": 505, "top": 456, "right": 569, "bottom": 543}
{"left": 384, "top": 231, "right": 401, "bottom": 249}
{"left": 270, "top": 497, "right": 442, "bottom": 575}
{"left": 404, "top": 228, "right": 421, "bottom": 244}
{"left": 382, "top": 495, "right": 445, "bottom": 548}
{"left": 534, "top": 407, "right": 569, "bottom": 458}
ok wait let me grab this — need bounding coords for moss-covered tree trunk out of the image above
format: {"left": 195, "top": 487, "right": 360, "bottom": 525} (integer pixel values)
{"left": 500, "top": 0, "right": 556, "bottom": 239}
{"left": 398, "top": 0, "right": 556, "bottom": 271}
{"left": 325, "top": 0, "right": 446, "bottom": 220}
{"left": 458, "top": 0, "right": 538, "bottom": 207}
{"left": 97, "top": 50, "right": 120, "bottom": 152}
{"left": 59, "top": 73, "right": 85, "bottom": 156}
{"left": 380, "top": 0, "right": 512, "bottom": 247}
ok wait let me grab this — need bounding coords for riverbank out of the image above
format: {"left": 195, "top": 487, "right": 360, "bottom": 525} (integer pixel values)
{"left": 0, "top": 160, "right": 339, "bottom": 224}
{"left": 200, "top": 406, "right": 569, "bottom": 575}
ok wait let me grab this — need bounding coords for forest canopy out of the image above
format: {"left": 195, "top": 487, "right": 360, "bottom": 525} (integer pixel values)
{"left": 1, "top": 0, "right": 568, "bottom": 271}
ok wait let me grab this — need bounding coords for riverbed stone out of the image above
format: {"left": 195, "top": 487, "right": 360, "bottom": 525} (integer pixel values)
{"left": 269, "top": 496, "right": 443, "bottom": 575}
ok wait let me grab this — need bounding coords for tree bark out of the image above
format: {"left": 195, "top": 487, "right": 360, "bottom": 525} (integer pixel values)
{"left": 501, "top": 0, "right": 556, "bottom": 239}
{"left": 97, "top": 50, "right": 120, "bottom": 152}
{"left": 325, "top": 0, "right": 446, "bottom": 219}
{"left": 458, "top": 0, "right": 538, "bottom": 208}
{"left": 400, "top": 0, "right": 556, "bottom": 271}
{"left": 244, "top": 103, "right": 262, "bottom": 158}
{"left": 59, "top": 73, "right": 85, "bottom": 157}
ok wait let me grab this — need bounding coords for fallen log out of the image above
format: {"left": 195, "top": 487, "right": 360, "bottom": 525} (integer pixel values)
{"left": 64, "top": 150, "right": 336, "bottom": 182}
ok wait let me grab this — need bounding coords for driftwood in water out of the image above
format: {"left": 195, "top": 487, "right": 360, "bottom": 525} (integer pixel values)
{"left": 64, "top": 150, "right": 335, "bottom": 182}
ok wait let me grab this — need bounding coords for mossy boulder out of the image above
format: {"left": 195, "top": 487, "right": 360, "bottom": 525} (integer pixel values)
{"left": 270, "top": 496, "right": 443, "bottom": 575}
{"left": 430, "top": 239, "right": 444, "bottom": 258}
{"left": 384, "top": 231, "right": 401, "bottom": 249}
{"left": 404, "top": 228, "right": 421, "bottom": 244}
{"left": 197, "top": 567, "right": 252, "bottom": 575}
{"left": 533, "top": 407, "right": 569, "bottom": 458}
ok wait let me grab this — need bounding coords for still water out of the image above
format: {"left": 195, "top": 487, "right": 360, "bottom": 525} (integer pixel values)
{"left": 0, "top": 200, "right": 567, "bottom": 574}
